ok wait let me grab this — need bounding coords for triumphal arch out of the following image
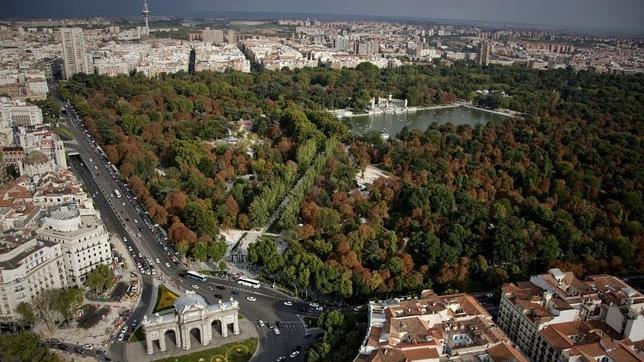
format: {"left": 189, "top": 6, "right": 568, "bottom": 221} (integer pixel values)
{"left": 142, "top": 291, "right": 240, "bottom": 354}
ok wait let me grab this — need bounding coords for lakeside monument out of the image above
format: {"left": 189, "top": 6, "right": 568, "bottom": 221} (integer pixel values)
{"left": 142, "top": 291, "right": 240, "bottom": 354}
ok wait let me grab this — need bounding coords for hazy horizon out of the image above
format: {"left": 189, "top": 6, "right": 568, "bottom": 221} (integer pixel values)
{"left": 3, "top": 0, "right": 644, "bottom": 35}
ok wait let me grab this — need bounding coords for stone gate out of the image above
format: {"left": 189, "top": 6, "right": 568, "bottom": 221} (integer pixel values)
{"left": 141, "top": 291, "right": 240, "bottom": 354}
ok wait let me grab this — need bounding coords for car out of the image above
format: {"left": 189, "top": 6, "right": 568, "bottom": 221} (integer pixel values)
{"left": 246, "top": 296, "right": 257, "bottom": 302}
{"left": 308, "top": 302, "right": 319, "bottom": 307}
{"left": 207, "top": 286, "right": 213, "bottom": 291}
{"left": 305, "top": 332, "right": 312, "bottom": 338}
{"left": 137, "top": 233, "right": 142, "bottom": 238}
{"left": 274, "top": 328, "right": 281, "bottom": 335}
{"left": 117, "top": 333, "right": 125, "bottom": 342}
{"left": 122, "top": 202, "right": 125, "bottom": 206}
{"left": 82, "top": 343, "right": 93, "bottom": 350}
{"left": 192, "top": 285, "right": 199, "bottom": 289}
{"left": 155, "top": 258, "right": 160, "bottom": 264}
{"left": 276, "top": 321, "right": 282, "bottom": 328}
{"left": 121, "top": 326, "right": 129, "bottom": 333}
{"left": 216, "top": 285, "right": 225, "bottom": 290}
{"left": 95, "top": 349, "right": 106, "bottom": 355}
{"left": 128, "top": 246, "right": 133, "bottom": 252}
{"left": 151, "top": 269, "right": 157, "bottom": 275}
{"left": 316, "top": 306, "right": 324, "bottom": 311}
{"left": 283, "top": 301, "right": 293, "bottom": 306}
{"left": 231, "top": 290, "right": 239, "bottom": 295}
{"left": 75, "top": 347, "right": 84, "bottom": 354}
{"left": 165, "top": 262, "right": 171, "bottom": 268}
{"left": 258, "top": 320, "right": 265, "bottom": 327}
{"left": 131, "top": 319, "right": 139, "bottom": 327}
{"left": 353, "top": 305, "right": 364, "bottom": 311}
{"left": 214, "top": 293, "right": 223, "bottom": 299}
{"left": 134, "top": 219, "right": 138, "bottom": 224}
{"left": 138, "top": 253, "right": 142, "bottom": 258}
{"left": 58, "top": 343, "right": 68, "bottom": 351}
{"left": 289, "top": 351, "right": 299, "bottom": 358}
{"left": 276, "top": 357, "right": 286, "bottom": 362}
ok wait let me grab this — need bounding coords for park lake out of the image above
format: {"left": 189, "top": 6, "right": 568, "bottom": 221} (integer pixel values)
{"left": 345, "top": 106, "right": 509, "bottom": 137}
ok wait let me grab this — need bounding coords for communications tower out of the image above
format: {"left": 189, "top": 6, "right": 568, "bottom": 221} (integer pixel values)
{"left": 142, "top": 0, "right": 150, "bottom": 36}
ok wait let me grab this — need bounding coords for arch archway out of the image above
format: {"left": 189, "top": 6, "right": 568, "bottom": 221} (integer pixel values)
{"left": 164, "top": 329, "right": 178, "bottom": 349}
{"left": 211, "top": 319, "right": 222, "bottom": 337}
{"left": 189, "top": 327, "right": 202, "bottom": 346}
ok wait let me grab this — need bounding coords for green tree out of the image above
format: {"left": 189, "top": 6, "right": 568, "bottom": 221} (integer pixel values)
{"left": 85, "top": 264, "right": 114, "bottom": 292}
{"left": 0, "top": 331, "right": 59, "bottom": 362}
{"left": 16, "top": 302, "right": 35, "bottom": 326}
{"left": 52, "top": 288, "right": 83, "bottom": 323}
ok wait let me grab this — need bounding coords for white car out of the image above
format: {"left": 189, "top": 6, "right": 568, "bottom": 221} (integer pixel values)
{"left": 246, "top": 296, "right": 257, "bottom": 302}
{"left": 192, "top": 284, "right": 199, "bottom": 289}
{"left": 308, "top": 302, "right": 319, "bottom": 308}
{"left": 155, "top": 258, "right": 160, "bottom": 264}
{"left": 82, "top": 344, "right": 93, "bottom": 350}
{"left": 165, "top": 262, "right": 171, "bottom": 268}
{"left": 283, "top": 301, "right": 293, "bottom": 306}
{"left": 316, "top": 306, "right": 324, "bottom": 311}
{"left": 290, "top": 351, "right": 299, "bottom": 358}
{"left": 274, "top": 328, "right": 281, "bottom": 335}
{"left": 258, "top": 320, "right": 265, "bottom": 327}
{"left": 117, "top": 333, "right": 125, "bottom": 342}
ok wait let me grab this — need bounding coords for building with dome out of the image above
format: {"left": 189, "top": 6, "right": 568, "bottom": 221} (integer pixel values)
{"left": 141, "top": 291, "right": 240, "bottom": 354}
{"left": 36, "top": 203, "right": 111, "bottom": 287}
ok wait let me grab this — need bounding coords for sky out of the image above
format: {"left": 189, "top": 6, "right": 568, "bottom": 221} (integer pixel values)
{"left": 3, "top": 0, "right": 644, "bottom": 34}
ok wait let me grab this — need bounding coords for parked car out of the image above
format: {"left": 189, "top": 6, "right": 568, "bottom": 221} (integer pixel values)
{"left": 258, "top": 320, "right": 265, "bottom": 327}
{"left": 283, "top": 301, "right": 293, "bottom": 306}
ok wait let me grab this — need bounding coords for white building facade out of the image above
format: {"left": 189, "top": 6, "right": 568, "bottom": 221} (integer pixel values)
{"left": 36, "top": 204, "right": 111, "bottom": 287}
{"left": 0, "top": 232, "right": 66, "bottom": 322}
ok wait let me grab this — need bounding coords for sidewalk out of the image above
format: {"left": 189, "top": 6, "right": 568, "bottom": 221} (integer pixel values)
{"left": 124, "top": 319, "right": 258, "bottom": 361}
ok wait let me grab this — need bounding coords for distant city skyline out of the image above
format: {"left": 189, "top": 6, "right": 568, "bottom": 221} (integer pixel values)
{"left": 2, "top": 0, "right": 644, "bottom": 35}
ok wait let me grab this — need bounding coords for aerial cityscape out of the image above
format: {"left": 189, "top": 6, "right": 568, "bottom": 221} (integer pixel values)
{"left": 0, "top": 1, "right": 642, "bottom": 362}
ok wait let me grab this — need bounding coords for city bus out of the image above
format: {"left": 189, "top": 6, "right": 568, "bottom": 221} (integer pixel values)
{"left": 237, "top": 277, "right": 261, "bottom": 289}
{"left": 114, "top": 189, "right": 122, "bottom": 198}
{"left": 186, "top": 270, "right": 207, "bottom": 282}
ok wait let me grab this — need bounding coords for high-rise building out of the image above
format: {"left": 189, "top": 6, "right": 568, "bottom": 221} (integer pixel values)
{"left": 477, "top": 41, "right": 493, "bottom": 66}
{"left": 334, "top": 35, "right": 349, "bottom": 50}
{"left": 202, "top": 29, "right": 224, "bottom": 45}
{"left": 60, "top": 28, "right": 90, "bottom": 79}
{"left": 224, "top": 29, "right": 237, "bottom": 44}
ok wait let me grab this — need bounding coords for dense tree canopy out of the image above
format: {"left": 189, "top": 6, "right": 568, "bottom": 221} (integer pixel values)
{"left": 62, "top": 63, "right": 643, "bottom": 298}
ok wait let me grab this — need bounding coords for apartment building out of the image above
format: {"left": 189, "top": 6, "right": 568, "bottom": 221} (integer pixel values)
{"left": 0, "top": 230, "right": 66, "bottom": 322}
{"left": 356, "top": 290, "right": 527, "bottom": 362}
{"left": 60, "top": 27, "right": 90, "bottom": 79}
{"left": 37, "top": 204, "right": 111, "bottom": 287}
{"left": 14, "top": 125, "right": 67, "bottom": 177}
{"left": 498, "top": 268, "right": 644, "bottom": 361}
{"left": 0, "top": 97, "right": 43, "bottom": 146}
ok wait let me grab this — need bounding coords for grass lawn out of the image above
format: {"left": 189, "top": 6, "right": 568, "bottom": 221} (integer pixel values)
{"left": 154, "top": 286, "right": 178, "bottom": 313}
{"left": 153, "top": 338, "right": 257, "bottom": 362}
{"left": 54, "top": 125, "right": 75, "bottom": 140}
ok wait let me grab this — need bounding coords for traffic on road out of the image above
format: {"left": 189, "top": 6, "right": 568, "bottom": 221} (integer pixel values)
{"left": 63, "top": 101, "right": 325, "bottom": 361}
